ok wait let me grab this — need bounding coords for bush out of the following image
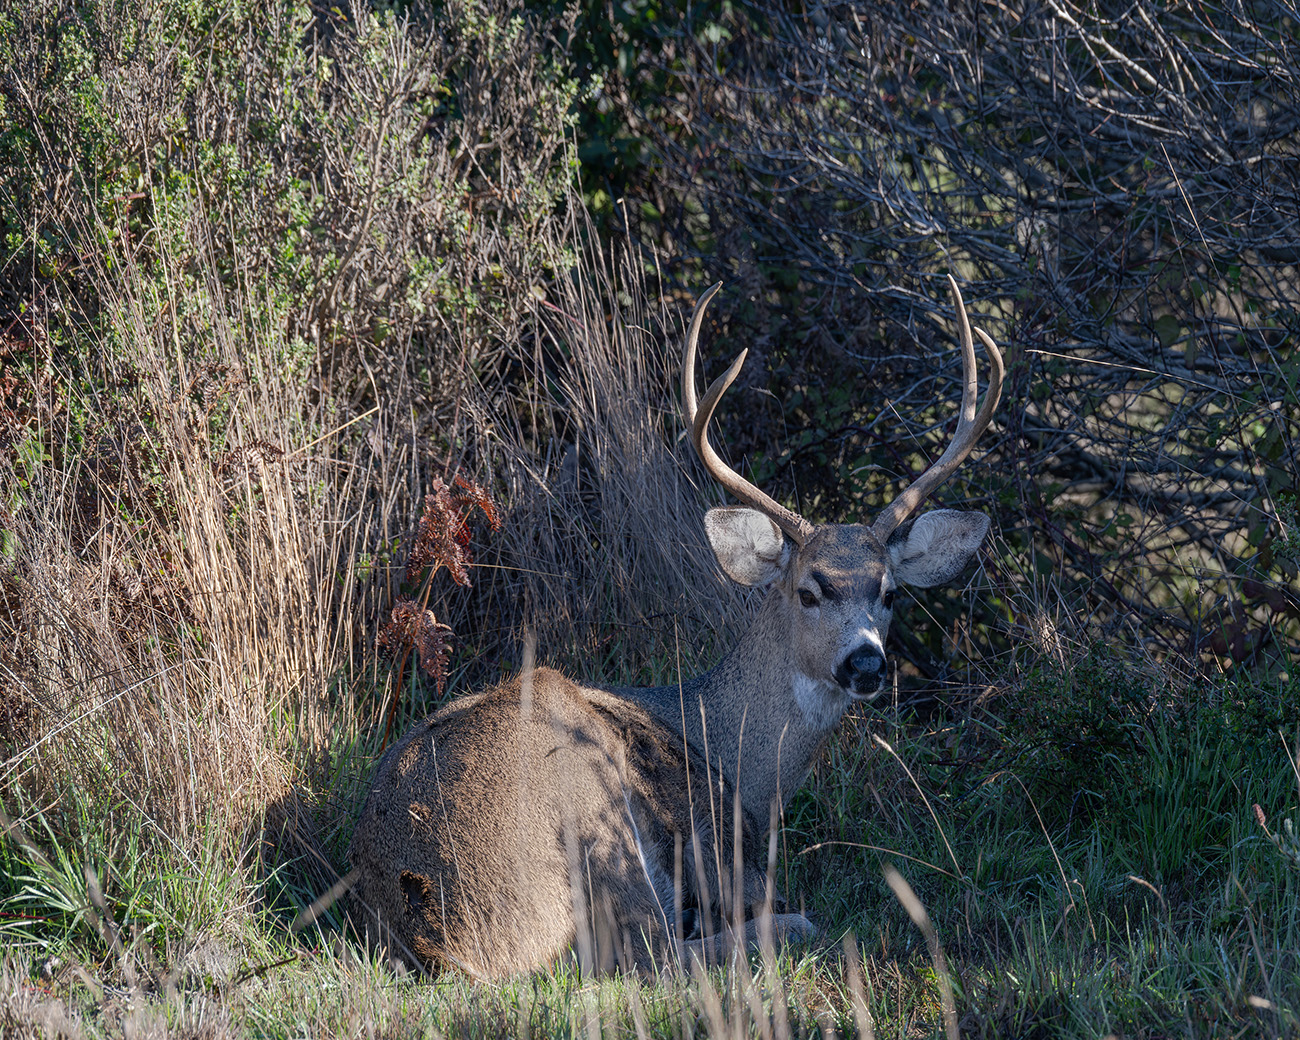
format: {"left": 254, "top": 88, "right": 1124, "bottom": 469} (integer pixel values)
{"left": 1, "top": 0, "right": 581, "bottom": 433}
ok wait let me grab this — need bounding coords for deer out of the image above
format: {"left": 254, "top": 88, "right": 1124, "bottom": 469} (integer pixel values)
{"left": 348, "top": 275, "right": 1004, "bottom": 978}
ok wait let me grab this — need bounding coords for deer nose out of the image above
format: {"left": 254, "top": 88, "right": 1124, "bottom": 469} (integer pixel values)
{"left": 834, "top": 644, "right": 887, "bottom": 694}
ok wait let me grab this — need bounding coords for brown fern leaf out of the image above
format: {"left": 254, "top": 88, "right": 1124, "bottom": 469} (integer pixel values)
{"left": 405, "top": 475, "right": 500, "bottom": 585}
{"left": 377, "top": 599, "right": 454, "bottom": 694}
{"left": 451, "top": 474, "right": 501, "bottom": 532}
{"left": 213, "top": 440, "right": 285, "bottom": 478}
{"left": 407, "top": 478, "right": 471, "bottom": 585}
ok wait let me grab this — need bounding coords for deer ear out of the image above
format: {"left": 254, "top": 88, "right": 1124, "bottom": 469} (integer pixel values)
{"left": 887, "top": 509, "right": 989, "bottom": 588}
{"left": 704, "top": 507, "right": 791, "bottom": 587}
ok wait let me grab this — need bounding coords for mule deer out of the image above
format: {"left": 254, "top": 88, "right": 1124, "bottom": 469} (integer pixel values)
{"left": 349, "top": 276, "right": 1003, "bottom": 978}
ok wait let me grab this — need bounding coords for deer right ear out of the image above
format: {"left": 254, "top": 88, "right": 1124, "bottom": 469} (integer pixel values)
{"left": 704, "top": 507, "right": 791, "bottom": 587}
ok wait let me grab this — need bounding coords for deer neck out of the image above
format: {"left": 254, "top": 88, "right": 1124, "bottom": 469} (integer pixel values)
{"left": 618, "top": 595, "right": 849, "bottom": 823}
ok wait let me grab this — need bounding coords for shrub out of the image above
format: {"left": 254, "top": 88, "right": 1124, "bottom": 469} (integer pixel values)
{"left": 1, "top": 0, "right": 582, "bottom": 430}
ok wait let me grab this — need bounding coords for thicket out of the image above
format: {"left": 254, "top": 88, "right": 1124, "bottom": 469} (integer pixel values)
{"left": 0, "top": 0, "right": 768, "bottom": 930}
{"left": 602, "top": 0, "right": 1300, "bottom": 680}
{"left": 1, "top": 0, "right": 582, "bottom": 421}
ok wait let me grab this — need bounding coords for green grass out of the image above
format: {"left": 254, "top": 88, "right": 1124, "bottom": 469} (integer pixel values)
{"left": 783, "top": 698, "right": 1300, "bottom": 1037}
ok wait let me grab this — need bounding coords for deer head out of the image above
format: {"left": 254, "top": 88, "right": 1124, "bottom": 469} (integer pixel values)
{"left": 683, "top": 277, "right": 1004, "bottom": 725}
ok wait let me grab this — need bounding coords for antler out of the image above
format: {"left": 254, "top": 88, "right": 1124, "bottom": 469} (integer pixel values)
{"left": 871, "top": 275, "right": 1005, "bottom": 541}
{"left": 683, "top": 283, "right": 816, "bottom": 546}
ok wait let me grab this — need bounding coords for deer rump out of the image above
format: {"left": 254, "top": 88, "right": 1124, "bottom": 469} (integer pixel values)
{"left": 348, "top": 667, "right": 784, "bottom": 978}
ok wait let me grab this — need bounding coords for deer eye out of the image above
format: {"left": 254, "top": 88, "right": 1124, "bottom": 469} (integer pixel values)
{"left": 798, "top": 589, "right": 818, "bottom": 609}
{"left": 882, "top": 589, "right": 896, "bottom": 609}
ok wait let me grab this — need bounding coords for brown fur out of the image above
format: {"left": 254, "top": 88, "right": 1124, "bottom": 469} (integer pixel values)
{"left": 349, "top": 667, "right": 798, "bottom": 977}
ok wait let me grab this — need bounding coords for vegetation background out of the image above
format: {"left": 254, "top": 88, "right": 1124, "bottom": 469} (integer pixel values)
{"left": 1, "top": 0, "right": 1297, "bottom": 1035}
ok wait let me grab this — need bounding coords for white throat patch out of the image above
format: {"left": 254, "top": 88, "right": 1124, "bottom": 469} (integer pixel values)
{"left": 791, "top": 673, "right": 851, "bottom": 732}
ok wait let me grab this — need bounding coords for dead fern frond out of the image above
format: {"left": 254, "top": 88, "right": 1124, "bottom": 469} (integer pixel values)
{"left": 213, "top": 440, "right": 286, "bottom": 479}
{"left": 452, "top": 474, "right": 501, "bottom": 533}
{"left": 378, "top": 599, "right": 454, "bottom": 694}
{"left": 380, "top": 474, "right": 500, "bottom": 742}
{"left": 405, "top": 475, "right": 500, "bottom": 585}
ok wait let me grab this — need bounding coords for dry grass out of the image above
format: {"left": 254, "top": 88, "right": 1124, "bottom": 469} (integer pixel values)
{"left": 467, "top": 216, "right": 750, "bottom": 683}
{"left": 0, "top": 173, "right": 752, "bottom": 948}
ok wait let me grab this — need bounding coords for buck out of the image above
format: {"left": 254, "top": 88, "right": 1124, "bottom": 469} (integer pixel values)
{"left": 349, "top": 276, "right": 1003, "bottom": 977}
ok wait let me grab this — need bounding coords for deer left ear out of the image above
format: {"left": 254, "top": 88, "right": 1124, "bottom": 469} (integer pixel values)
{"left": 887, "top": 510, "right": 990, "bottom": 588}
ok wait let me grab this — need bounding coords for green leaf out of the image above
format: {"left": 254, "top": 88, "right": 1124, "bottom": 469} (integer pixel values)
{"left": 1154, "top": 314, "right": 1181, "bottom": 349}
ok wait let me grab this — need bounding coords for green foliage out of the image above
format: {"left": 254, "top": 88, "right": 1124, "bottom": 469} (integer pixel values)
{"left": 1001, "top": 646, "right": 1160, "bottom": 814}
{"left": 0, "top": 810, "right": 88, "bottom": 954}
{"left": 1258, "top": 811, "right": 1300, "bottom": 875}
{"left": 998, "top": 646, "right": 1299, "bottom": 883}
{"left": 522, "top": 0, "right": 750, "bottom": 221}
{"left": 771, "top": 656, "right": 1300, "bottom": 1037}
{"left": 0, "top": 783, "right": 239, "bottom": 967}
{"left": 2, "top": 0, "right": 583, "bottom": 441}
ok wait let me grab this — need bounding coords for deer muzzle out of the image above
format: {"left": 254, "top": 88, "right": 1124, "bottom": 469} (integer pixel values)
{"left": 834, "top": 642, "right": 888, "bottom": 698}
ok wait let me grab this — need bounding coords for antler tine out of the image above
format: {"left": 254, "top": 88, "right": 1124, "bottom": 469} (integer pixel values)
{"left": 683, "top": 283, "right": 816, "bottom": 546}
{"left": 871, "top": 275, "right": 1005, "bottom": 541}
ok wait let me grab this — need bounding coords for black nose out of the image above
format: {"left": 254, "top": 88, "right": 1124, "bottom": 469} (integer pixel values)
{"left": 834, "top": 644, "right": 887, "bottom": 694}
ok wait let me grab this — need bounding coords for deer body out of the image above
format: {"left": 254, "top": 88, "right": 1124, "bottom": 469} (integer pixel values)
{"left": 349, "top": 666, "right": 790, "bottom": 976}
{"left": 349, "top": 277, "right": 1003, "bottom": 977}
